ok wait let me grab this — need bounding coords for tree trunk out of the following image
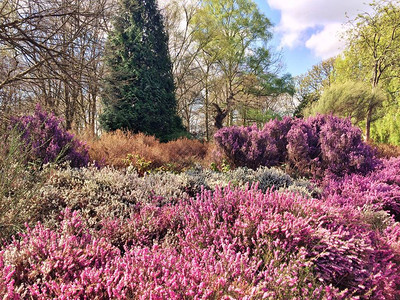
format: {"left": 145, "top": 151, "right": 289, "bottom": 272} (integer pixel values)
{"left": 205, "top": 84, "right": 209, "bottom": 141}
{"left": 90, "top": 93, "right": 96, "bottom": 136}
{"left": 213, "top": 103, "right": 228, "bottom": 129}
{"left": 365, "top": 106, "right": 372, "bottom": 142}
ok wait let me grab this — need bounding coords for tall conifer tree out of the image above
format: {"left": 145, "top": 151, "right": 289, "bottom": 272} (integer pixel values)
{"left": 100, "top": 0, "right": 185, "bottom": 141}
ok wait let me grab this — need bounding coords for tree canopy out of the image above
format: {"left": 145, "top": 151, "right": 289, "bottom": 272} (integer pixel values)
{"left": 189, "top": 0, "right": 292, "bottom": 131}
{"left": 294, "top": 58, "right": 335, "bottom": 117}
{"left": 100, "top": 0, "right": 185, "bottom": 141}
{"left": 306, "top": 81, "right": 386, "bottom": 127}
{"left": 335, "top": 0, "right": 400, "bottom": 140}
{"left": 295, "top": 0, "right": 400, "bottom": 143}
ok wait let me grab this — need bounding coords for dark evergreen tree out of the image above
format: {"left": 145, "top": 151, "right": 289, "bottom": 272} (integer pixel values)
{"left": 100, "top": 0, "right": 186, "bottom": 141}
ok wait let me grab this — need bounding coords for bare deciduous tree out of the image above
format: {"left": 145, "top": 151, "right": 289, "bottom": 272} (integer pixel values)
{"left": 0, "top": 0, "right": 113, "bottom": 134}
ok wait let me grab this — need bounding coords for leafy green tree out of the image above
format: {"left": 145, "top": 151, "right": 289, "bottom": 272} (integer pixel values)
{"left": 239, "top": 107, "right": 281, "bottom": 127}
{"left": 245, "top": 59, "right": 295, "bottom": 99}
{"left": 371, "top": 107, "right": 400, "bottom": 145}
{"left": 294, "top": 58, "right": 336, "bottom": 117}
{"left": 337, "top": 0, "right": 400, "bottom": 140}
{"left": 240, "top": 72, "right": 295, "bottom": 124}
{"left": 100, "top": 0, "right": 185, "bottom": 141}
{"left": 191, "top": 0, "right": 279, "bottom": 128}
{"left": 306, "top": 81, "right": 386, "bottom": 128}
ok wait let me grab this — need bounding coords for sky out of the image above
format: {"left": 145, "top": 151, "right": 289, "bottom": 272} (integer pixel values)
{"left": 254, "top": 0, "right": 374, "bottom": 77}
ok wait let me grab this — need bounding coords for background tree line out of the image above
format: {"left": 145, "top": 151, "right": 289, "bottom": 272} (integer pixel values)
{"left": 2, "top": 0, "right": 398, "bottom": 144}
{"left": 163, "top": 0, "right": 295, "bottom": 140}
{"left": 0, "top": 0, "right": 295, "bottom": 140}
{"left": 296, "top": 0, "right": 400, "bottom": 144}
{"left": 0, "top": 0, "right": 112, "bottom": 134}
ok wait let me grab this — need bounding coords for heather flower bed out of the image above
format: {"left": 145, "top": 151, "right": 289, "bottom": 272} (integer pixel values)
{"left": 1, "top": 113, "right": 400, "bottom": 299}
{"left": 323, "top": 157, "right": 400, "bottom": 221}
{"left": 2, "top": 185, "right": 400, "bottom": 299}
{"left": 0, "top": 165, "right": 315, "bottom": 238}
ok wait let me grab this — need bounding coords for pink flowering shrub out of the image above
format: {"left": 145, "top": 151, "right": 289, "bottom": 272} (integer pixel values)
{"left": 213, "top": 124, "right": 267, "bottom": 170}
{"left": 287, "top": 115, "right": 377, "bottom": 178}
{"left": 215, "top": 115, "right": 377, "bottom": 178}
{"left": 10, "top": 105, "right": 89, "bottom": 167}
{"left": 214, "top": 117, "right": 292, "bottom": 169}
{"left": 261, "top": 116, "right": 293, "bottom": 163}
{"left": 1, "top": 185, "right": 399, "bottom": 299}
{"left": 323, "top": 157, "right": 400, "bottom": 221}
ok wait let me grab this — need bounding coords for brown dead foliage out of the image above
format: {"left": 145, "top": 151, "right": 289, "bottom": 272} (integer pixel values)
{"left": 369, "top": 142, "right": 400, "bottom": 159}
{"left": 86, "top": 130, "right": 212, "bottom": 172}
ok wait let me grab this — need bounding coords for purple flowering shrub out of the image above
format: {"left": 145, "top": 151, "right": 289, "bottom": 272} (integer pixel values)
{"left": 1, "top": 186, "right": 399, "bottom": 299}
{"left": 10, "top": 105, "right": 89, "bottom": 167}
{"left": 260, "top": 116, "right": 293, "bottom": 165}
{"left": 287, "top": 115, "right": 377, "bottom": 178}
{"left": 213, "top": 124, "right": 266, "bottom": 169}
{"left": 215, "top": 115, "right": 377, "bottom": 178}
{"left": 286, "top": 118, "right": 322, "bottom": 177}
{"left": 323, "top": 157, "right": 400, "bottom": 221}
{"left": 214, "top": 117, "right": 292, "bottom": 170}
{"left": 319, "top": 116, "right": 376, "bottom": 176}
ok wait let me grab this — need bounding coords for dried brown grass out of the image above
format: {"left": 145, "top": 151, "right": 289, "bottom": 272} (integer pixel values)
{"left": 370, "top": 142, "right": 400, "bottom": 159}
{"left": 86, "top": 130, "right": 212, "bottom": 171}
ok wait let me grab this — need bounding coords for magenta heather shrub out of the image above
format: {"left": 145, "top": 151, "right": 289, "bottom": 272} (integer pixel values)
{"left": 213, "top": 124, "right": 264, "bottom": 169}
{"left": 1, "top": 186, "right": 399, "bottom": 299}
{"left": 215, "top": 115, "right": 377, "bottom": 178}
{"left": 214, "top": 117, "right": 292, "bottom": 169}
{"left": 10, "top": 105, "right": 89, "bottom": 167}
{"left": 287, "top": 115, "right": 377, "bottom": 178}
{"left": 319, "top": 116, "right": 376, "bottom": 176}
{"left": 261, "top": 116, "right": 293, "bottom": 164}
{"left": 286, "top": 118, "right": 321, "bottom": 177}
{"left": 323, "top": 157, "right": 400, "bottom": 221}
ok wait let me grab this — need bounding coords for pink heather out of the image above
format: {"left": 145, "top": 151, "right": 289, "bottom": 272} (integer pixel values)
{"left": 1, "top": 182, "right": 399, "bottom": 299}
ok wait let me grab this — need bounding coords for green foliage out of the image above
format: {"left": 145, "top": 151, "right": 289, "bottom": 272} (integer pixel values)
{"left": 124, "top": 153, "right": 152, "bottom": 175}
{"left": 192, "top": 0, "right": 272, "bottom": 66}
{"left": 190, "top": 0, "right": 288, "bottom": 126}
{"left": 240, "top": 107, "right": 281, "bottom": 127}
{"left": 335, "top": 0, "right": 400, "bottom": 140}
{"left": 307, "top": 81, "right": 386, "bottom": 127}
{"left": 245, "top": 55, "right": 296, "bottom": 99}
{"left": 371, "top": 105, "right": 400, "bottom": 145}
{"left": 210, "top": 159, "right": 231, "bottom": 173}
{"left": 0, "top": 128, "right": 34, "bottom": 200}
{"left": 294, "top": 58, "right": 335, "bottom": 117}
{"left": 100, "top": 0, "right": 186, "bottom": 142}
{"left": 210, "top": 162, "right": 219, "bottom": 172}
{"left": 339, "top": 0, "right": 400, "bottom": 88}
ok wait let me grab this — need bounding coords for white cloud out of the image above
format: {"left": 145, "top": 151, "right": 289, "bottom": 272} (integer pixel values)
{"left": 305, "top": 23, "right": 347, "bottom": 59}
{"left": 267, "top": 0, "right": 372, "bottom": 58}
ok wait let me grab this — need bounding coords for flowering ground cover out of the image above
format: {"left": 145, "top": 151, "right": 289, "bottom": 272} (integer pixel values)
{"left": 1, "top": 184, "right": 399, "bottom": 299}
{"left": 1, "top": 113, "right": 400, "bottom": 299}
